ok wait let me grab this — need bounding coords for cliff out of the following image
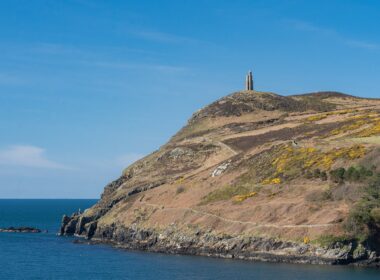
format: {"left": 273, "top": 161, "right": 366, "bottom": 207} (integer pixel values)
{"left": 60, "top": 90, "right": 380, "bottom": 266}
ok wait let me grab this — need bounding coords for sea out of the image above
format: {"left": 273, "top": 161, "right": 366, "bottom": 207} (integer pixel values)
{"left": 0, "top": 199, "right": 379, "bottom": 279}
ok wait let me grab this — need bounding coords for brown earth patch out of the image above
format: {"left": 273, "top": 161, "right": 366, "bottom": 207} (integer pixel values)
{"left": 223, "top": 121, "right": 348, "bottom": 152}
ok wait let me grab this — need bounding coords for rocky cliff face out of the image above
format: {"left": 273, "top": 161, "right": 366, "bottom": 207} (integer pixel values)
{"left": 60, "top": 90, "right": 380, "bottom": 266}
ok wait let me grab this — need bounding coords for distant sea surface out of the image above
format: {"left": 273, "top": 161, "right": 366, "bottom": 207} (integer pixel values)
{"left": 0, "top": 199, "right": 379, "bottom": 279}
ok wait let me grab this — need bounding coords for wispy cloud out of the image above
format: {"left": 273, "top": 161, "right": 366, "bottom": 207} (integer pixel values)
{"left": 345, "top": 40, "right": 378, "bottom": 50}
{"left": 87, "top": 61, "right": 188, "bottom": 73}
{"left": 5, "top": 42, "right": 188, "bottom": 74}
{"left": 0, "top": 145, "right": 69, "bottom": 169}
{"left": 286, "top": 19, "right": 379, "bottom": 50}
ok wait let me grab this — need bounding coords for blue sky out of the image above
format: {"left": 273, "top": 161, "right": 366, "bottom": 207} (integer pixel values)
{"left": 0, "top": 0, "right": 379, "bottom": 198}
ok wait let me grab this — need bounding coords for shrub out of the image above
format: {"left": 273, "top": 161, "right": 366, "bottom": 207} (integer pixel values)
{"left": 305, "top": 169, "right": 327, "bottom": 181}
{"left": 176, "top": 186, "right": 185, "bottom": 194}
{"left": 345, "top": 181, "right": 380, "bottom": 242}
{"left": 345, "top": 202, "right": 373, "bottom": 240}
{"left": 313, "top": 168, "right": 321, "bottom": 178}
{"left": 303, "top": 236, "right": 310, "bottom": 244}
{"left": 305, "top": 189, "right": 332, "bottom": 202}
{"left": 370, "top": 208, "right": 380, "bottom": 225}
{"left": 330, "top": 167, "right": 346, "bottom": 183}
{"left": 233, "top": 192, "right": 257, "bottom": 202}
{"left": 262, "top": 177, "right": 281, "bottom": 185}
{"left": 320, "top": 171, "right": 328, "bottom": 181}
{"left": 330, "top": 165, "right": 374, "bottom": 184}
{"left": 256, "top": 144, "right": 366, "bottom": 185}
{"left": 305, "top": 170, "right": 313, "bottom": 179}
{"left": 345, "top": 166, "right": 359, "bottom": 181}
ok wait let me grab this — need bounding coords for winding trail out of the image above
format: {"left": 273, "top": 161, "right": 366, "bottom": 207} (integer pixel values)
{"left": 139, "top": 201, "right": 338, "bottom": 229}
{"left": 217, "top": 140, "right": 238, "bottom": 156}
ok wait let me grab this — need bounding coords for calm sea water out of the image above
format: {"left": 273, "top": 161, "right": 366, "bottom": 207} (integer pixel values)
{"left": 0, "top": 199, "right": 379, "bottom": 279}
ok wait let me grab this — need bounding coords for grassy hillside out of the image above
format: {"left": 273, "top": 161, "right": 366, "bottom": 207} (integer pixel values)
{"left": 62, "top": 90, "right": 380, "bottom": 264}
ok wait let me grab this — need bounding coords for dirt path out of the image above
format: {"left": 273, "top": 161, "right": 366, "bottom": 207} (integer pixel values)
{"left": 217, "top": 140, "right": 238, "bottom": 156}
{"left": 139, "top": 201, "right": 338, "bottom": 229}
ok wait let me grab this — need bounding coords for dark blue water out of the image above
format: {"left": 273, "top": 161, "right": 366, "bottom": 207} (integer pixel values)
{"left": 0, "top": 200, "right": 379, "bottom": 279}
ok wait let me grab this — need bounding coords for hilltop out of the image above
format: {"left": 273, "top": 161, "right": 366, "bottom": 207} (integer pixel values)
{"left": 61, "top": 90, "right": 380, "bottom": 266}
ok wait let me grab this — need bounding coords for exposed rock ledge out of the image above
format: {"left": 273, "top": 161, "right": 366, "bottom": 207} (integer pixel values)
{"left": 59, "top": 214, "right": 379, "bottom": 267}
{"left": 0, "top": 226, "right": 41, "bottom": 233}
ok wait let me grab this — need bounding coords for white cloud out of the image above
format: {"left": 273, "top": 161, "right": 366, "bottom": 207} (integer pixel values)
{"left": 286, "top": 19, "right": 379, "bottom": 50}
{"left": 0, "top": 145, "right": 68, "bottom": 169}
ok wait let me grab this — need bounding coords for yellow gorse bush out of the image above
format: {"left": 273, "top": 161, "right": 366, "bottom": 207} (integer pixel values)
{"left": 356, "top": 120, "right": 380, "bottom": 137}
{"left": 329, "top": 112, "right": 380, "bottom": 138}
{"left": 174, "top": 177, "right": 185, "bottom": 184}
{"left": 306, "top": 114, "right": 327, "bottom": 122}
{"left": 261, "top": 144, "right": 366, "bottom": 184}
{"left": 305, "top": 109, "right": 356, "bottom": 123}
{"left": 233, "top": 192, "right": 257, "bottom": 202}
{"left": 262, "top": 177, "right": 281, "bottom": 185}
{"left": 330, "top": 120, "right": 367, "bottom": 136}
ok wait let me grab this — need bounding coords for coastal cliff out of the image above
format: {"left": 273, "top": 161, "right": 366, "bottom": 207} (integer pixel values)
{"left": 60, "top": 90, "right": 380, "bottom": 266}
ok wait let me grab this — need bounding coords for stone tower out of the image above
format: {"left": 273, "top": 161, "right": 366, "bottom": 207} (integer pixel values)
{"left": 245, "top": 71, "right": 254, "bottom": 91}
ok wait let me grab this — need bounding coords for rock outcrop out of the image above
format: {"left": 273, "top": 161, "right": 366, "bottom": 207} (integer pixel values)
{"left": 0, "top": 227, "right": 42, "bottom": 233}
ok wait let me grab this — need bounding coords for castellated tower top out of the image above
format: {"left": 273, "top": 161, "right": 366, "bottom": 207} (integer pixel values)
{"left": 245, "top": 71, "right": 254, "bottom": 91}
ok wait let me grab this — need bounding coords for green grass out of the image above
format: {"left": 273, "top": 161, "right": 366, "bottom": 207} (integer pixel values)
{"left": 200, "top": 183, "right": 261, "bottom": 205}
{"left": 313, "top": 234, "right": 352, "bottom": 247}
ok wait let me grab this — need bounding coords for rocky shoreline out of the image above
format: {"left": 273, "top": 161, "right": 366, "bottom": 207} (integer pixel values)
{"left": 60, "top": 213, "right": 380, "bottom": 267}
{"left": 0, "top": 226, "right": 42, "bottom": 233}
